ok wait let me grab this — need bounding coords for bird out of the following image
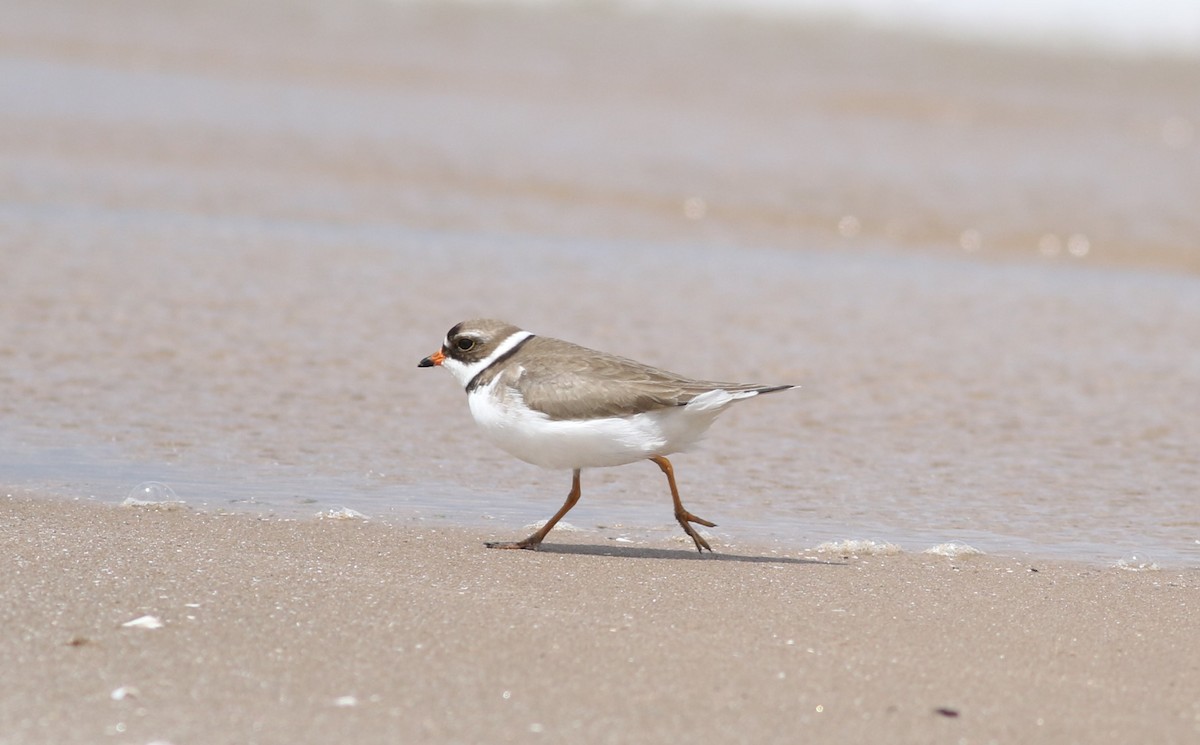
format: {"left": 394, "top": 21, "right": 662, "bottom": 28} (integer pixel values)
{"left": 418, "top": 319, "right": 795, "bottom": 552}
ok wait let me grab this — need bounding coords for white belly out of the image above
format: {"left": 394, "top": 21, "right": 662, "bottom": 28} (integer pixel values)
{"left": 466, "top": 379, "right": 729, "bottom": 470}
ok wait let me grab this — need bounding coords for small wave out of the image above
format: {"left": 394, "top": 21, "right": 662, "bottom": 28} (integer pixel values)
{"left": 1113, "top": 554, "right": 1161, "bottom": 571}
{"left": 813, "top": 539, "right": 902, "bottom": 556}
{"left": 923, "top": 542, "right": 984, "bottom": 558}
{"left": 120, "top": 497, "right": 187, "bottom": 510}
{"left": 122, "top": 481, "right": 185, "bottom": 509}
{"left": 316, "top": 506, "right": 369, "bottom": 521}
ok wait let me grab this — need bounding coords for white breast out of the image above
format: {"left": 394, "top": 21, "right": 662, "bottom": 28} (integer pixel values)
{"left": 466, "top": 375, "right": 734, "bottom": 470}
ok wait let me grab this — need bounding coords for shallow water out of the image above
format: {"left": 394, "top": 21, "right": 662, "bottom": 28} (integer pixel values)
{"left": 2, "top": 0, "right": 1198, "bottom": 565}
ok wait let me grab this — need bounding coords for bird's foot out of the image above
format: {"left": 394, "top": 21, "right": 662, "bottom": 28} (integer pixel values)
{"left": 484, "top": 538, "right": 541, "bottom": 550}
{"left": 675, "top": 511, "right": 716, "bottom": 553}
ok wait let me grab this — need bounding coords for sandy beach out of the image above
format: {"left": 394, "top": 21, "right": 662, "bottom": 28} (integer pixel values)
{"left": 2, "top": 495, "right": 1197, "bottom": 744}
{"left": 3, "top": 0, "right": 1200, "bottom": 741}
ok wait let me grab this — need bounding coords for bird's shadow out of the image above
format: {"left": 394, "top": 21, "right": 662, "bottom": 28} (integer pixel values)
{"left": 502, "top": 542, "right": 845, "bottom": 565}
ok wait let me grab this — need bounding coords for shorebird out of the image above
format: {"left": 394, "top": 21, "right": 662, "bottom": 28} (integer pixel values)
{"left": 418, "top": 319, "right": 795, "bottom": 552}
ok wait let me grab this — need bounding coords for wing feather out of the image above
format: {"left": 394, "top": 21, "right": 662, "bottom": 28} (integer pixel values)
{"left": 510, "top": 336, "right": 785, "bottom": 420}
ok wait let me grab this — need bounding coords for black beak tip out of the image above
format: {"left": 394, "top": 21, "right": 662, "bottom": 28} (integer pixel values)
{"left": 418, "top": 357, "right": 434, "bottom": 368}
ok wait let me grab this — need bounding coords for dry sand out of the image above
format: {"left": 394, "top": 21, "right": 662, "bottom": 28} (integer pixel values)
{"left": 2, "top": 495, "right": 1196, "bottom": 745}
{"left": 4, "top": 0, "right": 1200, "bottom": 562}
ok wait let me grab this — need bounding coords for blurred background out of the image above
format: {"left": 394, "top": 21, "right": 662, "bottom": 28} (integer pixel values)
{"left": 2, "top": 0, "right": 1198, "bottom": 564}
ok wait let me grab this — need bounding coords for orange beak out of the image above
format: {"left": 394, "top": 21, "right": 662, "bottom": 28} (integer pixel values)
{"left": 418, "top": 349, "right": 445, "bottom": 368}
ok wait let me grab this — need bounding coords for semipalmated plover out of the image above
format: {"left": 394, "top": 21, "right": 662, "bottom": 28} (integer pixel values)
{"left": 418, "top": 319, "right": 795, "bottom": 552}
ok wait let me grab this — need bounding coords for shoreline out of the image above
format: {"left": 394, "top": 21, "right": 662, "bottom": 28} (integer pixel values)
{"left": 8, "top": 477, "right": 1192, "bottom": 570}
{"left": 3, "top": 494, "right": 1196, "bottom": 744}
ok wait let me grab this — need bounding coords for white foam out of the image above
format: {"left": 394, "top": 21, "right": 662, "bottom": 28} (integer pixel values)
{"left": 1113, "top": 554, "right": 1161, "bottom": 571}
{"left": 316, "top": 506, "right": 369, "bottom": 520}
{"left": 522, "top": 520, "right": 583, "bottom": 533}
{"left": 120, "top": 497, "right": 186, "bottom": 509}
{"left": 122, "top": 481, "right": 184, "bottom": 509}
{"left": 813, "top": 539, "right": 902, "bottom": 556}
{"left": 923, "top": 542, "right": 984, "bottom": 558}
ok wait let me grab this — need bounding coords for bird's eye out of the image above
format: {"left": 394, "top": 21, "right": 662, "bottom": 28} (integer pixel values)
{"left": 455, "top": 337, "right": 475, "bottom": 352}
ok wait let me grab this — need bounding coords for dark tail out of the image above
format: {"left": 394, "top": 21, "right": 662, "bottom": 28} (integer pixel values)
{"left": 753, "top": 384, "right": 797, "bottom": 395}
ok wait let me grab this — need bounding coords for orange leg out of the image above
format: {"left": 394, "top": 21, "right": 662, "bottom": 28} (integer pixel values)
{"left": 650, "top": 455, "right": 716, "bottom": 553}
{"left": 486, "top": 469, "right": 582, "bottom": 550}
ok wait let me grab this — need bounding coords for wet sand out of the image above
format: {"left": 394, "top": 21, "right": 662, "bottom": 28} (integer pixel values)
{"left": 3, "top": 495, "right": 1197, "bottom": 745}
